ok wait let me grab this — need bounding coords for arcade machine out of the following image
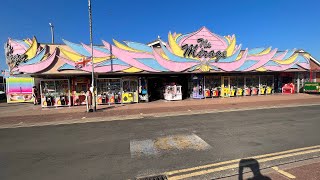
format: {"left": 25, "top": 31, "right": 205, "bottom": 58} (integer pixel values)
{"left": 164, "top": 84, "right": 182, "bottom": 101}
{"left": 72, "top": 78, "right": 90, "bottom": 106}
{"left": 121, "top": 77, "right": 138, "bottom": 103}
{"left": 138, "top": 77, "right": 148, "bottom": 102}
{"left": 192, "top": 75, "right": 204, "bottom": 99}
{"left": 96, "top": 78, "right": 121, "bottom": 104}
{"left": 204, "top": 76, "right": 221, "bottom": 98}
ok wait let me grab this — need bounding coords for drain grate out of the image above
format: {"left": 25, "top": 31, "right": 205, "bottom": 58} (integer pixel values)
{"left": 136, "top": 174, "right": 168, "bottom": 180}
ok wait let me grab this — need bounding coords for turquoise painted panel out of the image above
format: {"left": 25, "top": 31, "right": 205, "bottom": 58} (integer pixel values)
{"left": 210, "top": 65, "right": 219, "bottom": 71}
{"left": 291, "top": 64, "right": 299, "bottom": 69}
{"left": 58, "top": 63, "right": 76, "bottom": 71}
{"left": 248, "top": 48, "right": 265, "bottom": 55}
{"left": 236, "top": 60, "right": 257, "bottom": 71}
{"left": 13, "top": 39, "right": 30, "bottom": 48}
{"left": 95, "top": 59, "right": 129, "bottom": 67}
{"left": 283, "top": 49, "right": 296, "bottom": 59}
{"left": 160, "top": 44, "right": 199, "bottom": 63}
{"left": 63, "top": 39, "right": 91, "bottom": 56}
{"left": 20, "top": 47, "right": 46, "bottom": 65}
{"left": 176, "top": 33, "right": 190, "bottom": 44}
{"left": 93, "top": 46, "right": 110, "bottom": 54}
{"left": 125, "top": 41, "right": 153, "bottom": 53}
{"left": 264, "top": 60, "right": 280, "bottom": 66}
{"left": 135, "top": 58, "right": 168, "bottom": 71}
{"left": 216, "top": 48, "right": 241, "bottom": 63}
{"left": 296, "top": 55, "right": 309, "bottom": 64}
{"left": 188, "top": 65, "right": 199, "bottom": 72}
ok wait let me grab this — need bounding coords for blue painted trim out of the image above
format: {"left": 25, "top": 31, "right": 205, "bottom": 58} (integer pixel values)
{"left": 217, "top": 47, "right": 241, "bottom": 63}
{"left": 296, "top": 55, "right": 309, "bottom": 64}
{"left": 248, "top": 48, "right": 265, "bottom": 55}
{"left": 20, "top": 47, "right": 46, "bottom": 65}
{"left": 95, "top": 59, "right": 129, "bottom": 67}
{"left": 62, "top": 39, "right": 91, "bottom": 56}
{"left": 210, "top": 65, "right": 220, "bottom": 71}
{"left": 236, "top": 60, "right": 257, "bottom": 71}
{"left": 58, "top": 63, "right": 76, "bottom": 71}
{"left": 93, "top": 46, "right": 110, "bottom": 54}
{"left": 264, "top": 60, "right": 281, "bottom": 67}
{"left": 160, "top": 43, "right": 200, "bottom": 63}
{"left": 13, "top": 39, "right": 30, "bottom": 48}
{"left": 135, "top": 58, "right": 168, "bottom": 71}
{"left": 176, "top": 33, "right": 190, "bottom": 44}
{"left": 283, "top": 49, "right": 296, "bottom": 59}
{"left": 291, "top": 64, "right": 299, "bottom": 69}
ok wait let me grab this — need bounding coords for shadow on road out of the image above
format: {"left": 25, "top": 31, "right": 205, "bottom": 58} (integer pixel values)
{"left": 238, "top": 158, "right": 271, "bottom": 180}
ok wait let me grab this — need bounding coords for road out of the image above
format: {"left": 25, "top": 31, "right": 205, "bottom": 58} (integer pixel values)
{"left": 1, "top": 105, "right": 320, "bottom": 180}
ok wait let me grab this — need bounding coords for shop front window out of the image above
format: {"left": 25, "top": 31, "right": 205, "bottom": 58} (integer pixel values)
{"left": 41, "top": 80, "right": 70, "bottom": 107}
{"left": 204, "top": 76, "right": 221, "bottom": 90}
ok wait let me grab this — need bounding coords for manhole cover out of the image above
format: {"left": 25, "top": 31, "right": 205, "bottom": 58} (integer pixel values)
{"left": 136, "top": 174, "right": 168, "bottom": 180}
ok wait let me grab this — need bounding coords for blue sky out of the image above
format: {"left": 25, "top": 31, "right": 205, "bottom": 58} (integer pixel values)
{"left": 1, "top": 0, "right": 319, "bottom": 70}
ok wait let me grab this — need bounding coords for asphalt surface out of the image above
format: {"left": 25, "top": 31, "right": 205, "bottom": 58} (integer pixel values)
{"left": 1, "top": 105, "right": 320, "bottom": 180}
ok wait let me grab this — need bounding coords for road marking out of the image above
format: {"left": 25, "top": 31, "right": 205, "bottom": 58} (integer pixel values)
{"left": 272, "top": 166, "right": 296, "bottom": 179}
{"left": 166, "top": 146, "right": 320, "bottom": 180}
{"left": 166, "top": 145, "right": 320, "bottom": 176}
{"left": 130, "top": 134, "right": 211, "bottom": 158}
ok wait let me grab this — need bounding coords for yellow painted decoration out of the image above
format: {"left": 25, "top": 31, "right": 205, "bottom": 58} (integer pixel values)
{"left": 113, "top": 39, "right": 143, "bottom": 52}
{"left": 256, "top": 67, "right": 267, "bottom": 72}
{"left": 24, "top": 39, "right": 32, "bottom": 46}
{"left": 274, "top": 53, "right": 298, "bottom": 65}
{"left": 24, "top": 37, "right": 38, "bottom": 60}
{"left": 174, "top": 33, "right": 182, "bottom": 42}
{"left": 225, "top": 35, "right": 236, "bottom": 57}
{"left": 161, "top": 52, "right": 170, "bottom": 60}
{"left": 224, "top": 36, "right": 231, "bottom": 44}
{"left": 41, "top": 54, "right": 48, "bottom": 61}
{"left": 252, "top": 47, "right": 272, "bottom": 56}
{"left": 199, "top": 65, "right": 211, "bottom": 72}
{"left": 168, "top": 32, "right": 185, "bottom": 57}
{"left": 303, "top": 53, "right": 310, "bottom": 59}
{"left": 236, "top": 51, "right": 244, "bottom": 61}
{"left": 122, "top": 67, "right": 142, "bottom": 73}
{"left": 60, "top": 47, "right": 108, "bottom": 63}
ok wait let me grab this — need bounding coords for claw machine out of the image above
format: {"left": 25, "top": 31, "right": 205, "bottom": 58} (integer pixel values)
{"left": 97, "top": 78, "right": 121, "bottom": 104}
{"left": 40, "top": 79, "right": 70, "bottom": 107}
{"left": 72, "top": 77, "right": 90, "bottom": 106}
{"left": 164, "top": 83, "right": 182, "bottom": 101}
{"left": 121, "top": 77, "right": 138, "bottom": 103}
{"left": 138, "top": 77, "right": 149, "bottom": 102}
{"left": 192, "top": 75, "right": 204, "bottom": 99}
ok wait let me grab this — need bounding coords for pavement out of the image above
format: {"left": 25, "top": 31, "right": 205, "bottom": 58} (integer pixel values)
{"left": 0, "top": 93, "right": 320, "bottom": 128}
{"left": 1, "top": 105, "right": 320, "bottom": 180}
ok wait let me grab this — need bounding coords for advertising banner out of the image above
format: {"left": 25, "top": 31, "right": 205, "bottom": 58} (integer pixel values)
{"left": 6, "top": 77, "right": 34, "bottom": 103}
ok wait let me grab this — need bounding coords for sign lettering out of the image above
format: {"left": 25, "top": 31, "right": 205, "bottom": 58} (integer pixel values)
{"left": 181, "top": 38, "right": 227, "bottom": 61}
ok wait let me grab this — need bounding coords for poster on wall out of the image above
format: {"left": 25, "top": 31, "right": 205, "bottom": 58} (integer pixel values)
{"left": 6, "top": 77, "right": 34, "bottom": 103}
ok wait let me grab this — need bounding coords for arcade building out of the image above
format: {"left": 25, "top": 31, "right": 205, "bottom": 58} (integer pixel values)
{"left": 4, "top": 27, "right": 320, "bottom": 107}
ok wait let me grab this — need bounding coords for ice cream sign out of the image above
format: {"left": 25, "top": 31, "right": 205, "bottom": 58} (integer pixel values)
{"left": 181, "top": 38, "right": 227, "bottom": 61}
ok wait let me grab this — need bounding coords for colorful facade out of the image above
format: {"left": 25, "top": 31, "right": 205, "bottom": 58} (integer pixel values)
{"left": 4, "top": 27, "right": 320, "bottom": 106}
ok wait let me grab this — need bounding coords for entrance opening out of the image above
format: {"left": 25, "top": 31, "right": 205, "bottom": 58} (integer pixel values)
{"left": 147, "top": 75, "right": 189, "bottom": 101}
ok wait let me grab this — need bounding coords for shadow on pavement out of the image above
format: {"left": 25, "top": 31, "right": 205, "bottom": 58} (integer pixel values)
{"left": 238, "top": 158, "right": 271, "bottom": 180}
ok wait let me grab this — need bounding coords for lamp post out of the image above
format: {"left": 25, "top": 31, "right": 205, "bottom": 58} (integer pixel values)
{"left": 88, "top": 0, "right": 96, "bottom": 111}
{"left": 49, "top": 23, "right": 54, "bottom": 44}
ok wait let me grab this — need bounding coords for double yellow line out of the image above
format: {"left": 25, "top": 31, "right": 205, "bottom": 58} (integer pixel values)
{"left": 165, "top": 145, "right": 320, "bottom": 180}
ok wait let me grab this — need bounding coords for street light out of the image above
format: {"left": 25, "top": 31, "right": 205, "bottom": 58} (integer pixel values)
{"left": 88, "top": 0, "right": 96, "bottom": 111}
{"left": 49, "top": 23, "right": 54, "bottom": 44}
